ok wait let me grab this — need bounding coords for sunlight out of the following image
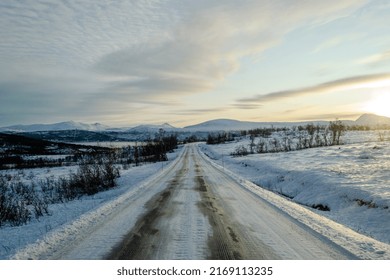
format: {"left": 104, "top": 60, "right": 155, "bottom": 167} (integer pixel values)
{"left": 363, "top": 91, "right": 390, "bottom": 117}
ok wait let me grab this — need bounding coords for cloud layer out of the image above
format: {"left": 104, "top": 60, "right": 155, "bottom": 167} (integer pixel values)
{"left": 0, "top": 0, "right": 375, "bottom": 125}
{"left": 237, "top": 73, "right": 390, "bottom": 104}
{"left": 93, "top": 0, "right": 368, "bottom": 102}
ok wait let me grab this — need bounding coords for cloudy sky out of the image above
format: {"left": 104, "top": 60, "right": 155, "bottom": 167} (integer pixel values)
{"left": 1, "top": 0, "right": 390, "bottom": 127}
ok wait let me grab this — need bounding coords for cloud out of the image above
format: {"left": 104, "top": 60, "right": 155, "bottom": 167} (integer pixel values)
{"left": 0, "top": 0, "right": 369, "bottom": 125}
{"left": 0, "top": 0, "right": 175, "bottom": 66}
{"left": 93, "top": 0, "right": 368, "bottom": 101}
{"left": 357, "top": 50, "right": 390, "bottom": 67}
{"left": 289, "top": 113, "right": 361, "bottom": 121}
{"left": 231, "top": 103, "right": 262, "bottom": 110}
{"left": 311, "top": 33, "right": 361, "bottom": 54}
{"left": 237, "top": 73, "right": 390, "bottom": 104}
{"left": 312, "top": 37, "right": 344, "bottom": 54}
{"left": 171, "top": 107, "right": 229, "bottom": 116}
{"left": 104, "top": 75, "right": 215, "bottom": 99}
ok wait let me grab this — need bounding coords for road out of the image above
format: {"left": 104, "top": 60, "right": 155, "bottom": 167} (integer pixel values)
{"left": 15, "top": 144, "right": 360, "bottom": 259}
{"left": 107, "top": 144, "right": 355, "bottom": 259}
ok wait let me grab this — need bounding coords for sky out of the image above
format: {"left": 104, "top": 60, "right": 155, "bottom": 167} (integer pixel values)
{"left": 1, "top": 0, "right": 390, "bottom": 127}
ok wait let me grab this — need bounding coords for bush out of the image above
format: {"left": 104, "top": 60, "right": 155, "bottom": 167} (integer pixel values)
{"left": 65, "top": 156, "right": 120, "bottom": 196}
{"left": 0, "top": 155, "right": 120, "bottom": 227}
{"left": 207, "top": 132, "right": 233, "bottom": 144}
{"left": 231, "top": 145, "right": 249, "bottom": 157}
{"left": 0, "top": 176, "right": 31, "bottom": 226}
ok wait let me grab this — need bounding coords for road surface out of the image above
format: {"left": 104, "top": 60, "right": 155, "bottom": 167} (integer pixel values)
{"left": 106, "top": 144, "right": 355, "bottom": 259}
{"left": 15, "top": 144, "right": 364, "bottom": 259}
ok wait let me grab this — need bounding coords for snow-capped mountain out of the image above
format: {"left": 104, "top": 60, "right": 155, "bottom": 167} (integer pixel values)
{"left": 184, "top": 119, "right": 254, "bottom": 131}
{"left": 128, "top": 123, "right": 178, "bottom": 133}
{"left": 0, "top": 121, "right": 109, "bottom": 132}
{"left": 1, "top": 114, "right": 388, "bottom": 134}
{"left": 183, "top": 118, "right": 329, "bottom": 132}
{"left": 183, "top": 114, "right": 390, "bottom": 132}
{"left": 355, "top": 113, "right": 390, "bottom": 126}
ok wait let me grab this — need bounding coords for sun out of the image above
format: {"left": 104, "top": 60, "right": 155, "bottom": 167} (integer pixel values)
{"left": 363, "top": 92, "right": 390, "bottom": 118}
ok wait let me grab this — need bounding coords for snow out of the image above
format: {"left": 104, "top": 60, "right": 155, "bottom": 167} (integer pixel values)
{"left": 198, "top": 145, "right": 390, "bottom": 259}
{"left": 181, "top": 114, "right": 390, "bottom": 132}
{"left": 0, "top": 121, "right": 109, "bottom": 132}
{"left": 0, "top": 148, "right": 183, "bottom": 259}
{"left": 1, "top": 113, "right": 389, "bottom": 134}
{"left": 356, "top": 113, "right": 390, "bottom": 126}
{"left": 183, "top": 118, "right": 330, "bottom": 132}
{"left": 199, "top": 131, "right": 390, "bottom": 246}
{"left": 1, "top": 129, "right": 389, "bottom": 260}
{"left": 129, "top": 123, "right": 178, "bottom": 132}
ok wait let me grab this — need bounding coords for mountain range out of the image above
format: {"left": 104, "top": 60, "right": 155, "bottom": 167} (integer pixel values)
{"left": 1, "top": 113, "right": 389, "bottom": 133}
{"left": 0, "top": 121, "right": 109, "bottom": 132}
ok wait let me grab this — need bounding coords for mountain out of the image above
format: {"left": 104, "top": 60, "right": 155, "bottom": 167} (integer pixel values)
{"left": 0, "top": 121, "right": 109, "bottom": 132}
{"left": 183, "top": 114, "right": 390, "bottom": 132}
{"left": 123, "top": 123, "right": 181, "bottom": 135}
{"left": 184, "top": 119, "right": 260, "bottom": 131}
{"left": 1, "top": 114, "right": 388, "bottom": 136}
{"left": 127, "top": 123, "right": 178, "bottom": 133}
{"left": 183, "top": 118, "right": 329, "bottom": 132}
{"left": 355, "top": 113, "right": 390, "bottom": 126}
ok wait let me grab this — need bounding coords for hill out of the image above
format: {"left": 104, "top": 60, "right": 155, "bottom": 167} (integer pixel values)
{"left": 0, "top": 121, "right": 109, "bottom": 132}
{"left": 1, "top": 114, "right": 389, "bottom": 142}
{"left": 355, "top": 113, "right": 390, "bottom": 126}
{"left": 127, "top": 123, "right": 178, "bottom": 133}
{"left": 183, "top": 118, "right": 330, "bottom": 132}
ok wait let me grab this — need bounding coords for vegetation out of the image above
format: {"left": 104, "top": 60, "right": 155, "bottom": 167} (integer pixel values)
{"left": 0, "top": 154, "right": 120, "bottom": 227}
{"left": 329, "top": 120, "right": 345, "bottom": 145}
{"left": 0, "top": 133, "right": 113, "bottom": 170}
{"left": 206, "top": 132, "right": 234, "bottom": 144}
{"left": 230, "top": 121, "right": 347, "bottom": 157}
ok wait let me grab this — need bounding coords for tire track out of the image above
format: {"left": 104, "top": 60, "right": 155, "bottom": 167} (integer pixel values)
{"left": 194, "top": 156, "right": 246, "bottom": 259}
{"left": 107, "top": 149, "right": 190, "bottom": 259}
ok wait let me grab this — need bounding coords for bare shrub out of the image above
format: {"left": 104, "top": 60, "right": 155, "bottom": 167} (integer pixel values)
{"left": 231, "top": 145, "right": 249, "bottom": 157}
{"left": 0, "top": 176, "right": 31, "bottom": 226}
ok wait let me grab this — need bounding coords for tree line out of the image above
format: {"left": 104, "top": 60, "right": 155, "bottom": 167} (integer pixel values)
{"left": 231, "top": 121, "right": 346, "bottom": 156}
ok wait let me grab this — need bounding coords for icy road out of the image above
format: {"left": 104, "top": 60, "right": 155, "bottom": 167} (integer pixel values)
{"left": 13, "top": 144, "right": 390, "bottom": 259}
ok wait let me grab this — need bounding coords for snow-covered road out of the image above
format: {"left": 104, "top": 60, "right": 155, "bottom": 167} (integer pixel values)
{"left": 13, "top": 144, "right": 390, "bottom": 259}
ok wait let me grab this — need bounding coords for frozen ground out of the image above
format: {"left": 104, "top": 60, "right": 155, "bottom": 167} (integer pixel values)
{"left": 199, "top": 131, "right": 390, "bottom": 245}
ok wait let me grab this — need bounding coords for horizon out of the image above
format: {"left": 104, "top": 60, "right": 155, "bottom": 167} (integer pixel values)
{"left": 1, "top": 1, "right": 390, "bottom": 127}
{"left": 1, "top": 112, "right": 388, "bottom": 130}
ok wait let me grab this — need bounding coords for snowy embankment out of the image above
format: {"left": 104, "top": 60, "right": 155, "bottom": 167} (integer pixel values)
{"left": 0, "top": 147, "right": 183, "bottom": 259}
{"left": 199, "top": 131, "right": 390, "bottom": 245}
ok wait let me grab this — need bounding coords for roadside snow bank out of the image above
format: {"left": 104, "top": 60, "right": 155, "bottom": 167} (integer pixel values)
{"left": 199, "top": 140, "right": 390, "bottom": 245}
